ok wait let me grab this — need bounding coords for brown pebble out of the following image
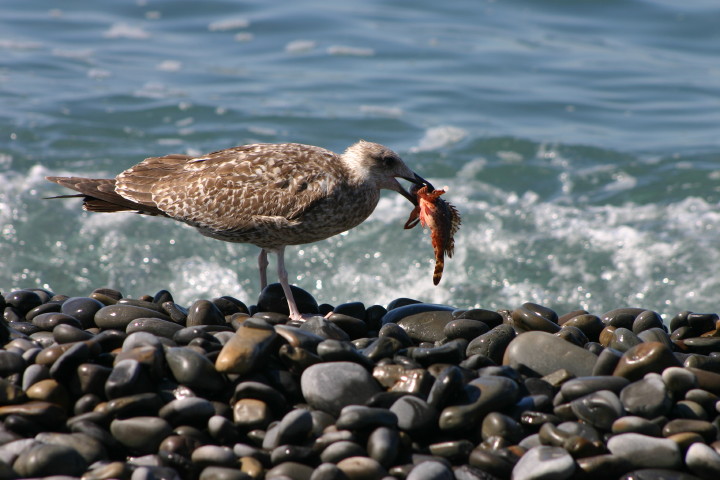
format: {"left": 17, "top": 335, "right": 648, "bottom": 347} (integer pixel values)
{"left": 612, "top": 342, "right": 681, "bottom": 381}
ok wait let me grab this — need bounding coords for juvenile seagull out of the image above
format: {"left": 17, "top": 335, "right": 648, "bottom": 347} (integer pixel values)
{"left": 47, "top": 141, "right": 431, "bottom": 320}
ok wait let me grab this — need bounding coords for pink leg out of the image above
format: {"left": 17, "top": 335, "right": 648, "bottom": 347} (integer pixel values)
{"left": 275, "top": 247, "right": 302, "bottom": 320}
{"left": 258, "top": 249, "right": 269, "bottom": 290}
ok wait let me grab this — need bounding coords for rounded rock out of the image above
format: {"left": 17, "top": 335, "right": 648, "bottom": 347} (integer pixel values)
{"left": 13, "top": 443, "right": 87, "bottom": 477}
{"left": 685, "top": 442, "right": 720, "bottom": 480}
{"left": 110, "top": 416, "right": 172, "bottom": 454}
{"left": 94, "top": 305, "right": 170, "bottom": 330}
{"left": 620, "top": 373, "right": 672, "bottom": 418}
{"left": 607, "top": 433, "right": 682, "bottom": 469}
{"left": 61, "top": 297, "right": 105, "bottom": 328}
{"left": 511, "top": 445, "right": 575, "bottom": 480}
{"left": 336, "top": 456, "right": 388, "bottom": 480}
{"left": 301, "top": 362, "right": 381, "bottom": 416}
{"left": 503, "top": 331, "right": 597, "bottom": 377}
{"left": 407, "top": 460, "right": 454, "bottom": 480}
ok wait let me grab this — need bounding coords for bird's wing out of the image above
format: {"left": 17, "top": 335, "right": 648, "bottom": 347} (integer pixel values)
{"left": 116, "top": 144, "right": 347, "bottom": 232}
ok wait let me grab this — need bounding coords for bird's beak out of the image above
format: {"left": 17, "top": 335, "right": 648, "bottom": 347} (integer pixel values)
{"left": 397, "top": 172, "right": 434, "bottom": 205}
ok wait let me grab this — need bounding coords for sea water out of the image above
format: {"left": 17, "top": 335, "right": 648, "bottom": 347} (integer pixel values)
{"left": 2, "top": 0, "right": 720, "bottom": 319}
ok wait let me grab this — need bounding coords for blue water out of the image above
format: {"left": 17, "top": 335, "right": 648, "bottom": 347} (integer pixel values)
{"left": 3, "top": 0, "right": 720, "bottom": 319}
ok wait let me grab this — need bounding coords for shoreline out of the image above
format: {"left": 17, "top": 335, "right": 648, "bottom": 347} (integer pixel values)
{"left": 0, "top": 283, "right": 719, "bottom": 479}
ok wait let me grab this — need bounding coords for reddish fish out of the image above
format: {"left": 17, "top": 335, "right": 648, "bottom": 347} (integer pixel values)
{"left": 404, "top": 185, "right": 461, "bottom": 285}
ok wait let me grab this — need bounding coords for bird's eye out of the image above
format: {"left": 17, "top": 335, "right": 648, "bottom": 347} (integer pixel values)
{"left": 380, "top": 155, "right": 396, "bottom": 168}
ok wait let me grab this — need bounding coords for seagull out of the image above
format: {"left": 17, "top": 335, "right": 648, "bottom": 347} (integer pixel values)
{"left": 46, "top": 141, "right": 431, "bottom": 320}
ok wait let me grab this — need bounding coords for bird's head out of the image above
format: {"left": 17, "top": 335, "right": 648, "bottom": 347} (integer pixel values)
{"left": 341, "top": 140, "right": 432, "bottom": 205}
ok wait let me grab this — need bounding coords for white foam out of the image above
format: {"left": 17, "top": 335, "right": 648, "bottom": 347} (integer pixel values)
{"left": 208, "top": 18, "right": 250, "bottom": 31}
{"left": 327, "top": 45, "right": 374, "bottom": 56}
{"left": 410, "top": 126, "right": 467, "bottom": 152}
{"left": 156, "top": 60, "right": 182, "bottom": 72}
{"left": 167, "top": 256, "right": 248, "bottom": 305}
{"left": 103, "top": 23, "right": 150, "bottom": 39}
{"left": 285, "top": 40, "right": 316, "bottom": 53}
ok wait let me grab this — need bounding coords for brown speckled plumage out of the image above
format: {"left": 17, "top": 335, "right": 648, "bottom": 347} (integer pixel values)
{"left": 47, "top": 141, "right": 430, "bottom": 320}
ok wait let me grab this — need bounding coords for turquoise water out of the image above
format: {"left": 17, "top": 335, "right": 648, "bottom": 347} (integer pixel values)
{"left": 3, "top": 0, "right": 720, "bottom": 318}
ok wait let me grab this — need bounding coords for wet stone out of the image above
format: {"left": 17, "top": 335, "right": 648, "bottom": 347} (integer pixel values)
{"left": 126, "top": 317, "right": 184, "bottom": 339}
{"left": 620, "top": 373, "right": 672, "bottom": 418}
{"left": 439, "top": 376, "right": 519, "bottom": 432}
{"left": 199, "top": 466, "right": 252, "bottom": 480}
{"left": 367, "top": 426, "right": 399, "bottom": 468}
{"left": 4, "top": 290, "right": 43, "bottom": 315}
{"left": 560, "top": 375, "right": 630, "bottom": 402}
{"left": 317, "top": 339, "right": 373, "bottom": 368}
{"left": 191, "top": 445, "right": 238, "bottom": 468}
{"left": 363, "top": 337, "right": 404, "bottom": 362}
{"left": 257, "top": 283, "right": 319, "bottom": 316}
{"left": 687, "top": 313, "right": 719, "bottom": 334}
{"left": 166, "top": 346, "right": 225, "bottom": 392}
{"left": 105, "top": 392, "right": 163, "bottom": 419}
{"left": 320, "top": 440, "right": 366, "bottom": 464}
{"left": 561, "top": 314, "right": 604, "bottom": 343}
{"left": 632, "top": 310, "right": 665, "bottom": 334}
{"left": 481, "top": 412, "right": 523, "bottom": 444}
{"left": 187, "top": 299, "right": 227, "bottom": 327}
{"left": 12, "top": 442, "right": 88, "bottom": 478}
{"left": 662, "top": 419, "right": 717, "bottom": 442}
{"left": 444, "top": 319, "right": 489, "bottom": 341}
{"left": 570, "top": 390, "right": 624, "bottom": 431}
{"left": 410, "top": 339, "right": 467, "bottom": 366}
{"left": 52, "top": 323, "right": 94, "bottom": 343}
{"left": 611, "top": 416, "right": 663, "bottom": 437}
{"left": 511, "top": 445, "right": 575, "bottom": 480}
{"left": 427, "top": 365, "right": 468, "bottom": 410}
{"left": 395, "top": 309, "right": 457, "bottom": 343}
{"left": 504, "top": 331, "right": 597, "bottom": 377}
{"left": 110, "top": 416, "right": 173, "bottom": 454}
{"left": 105, "top": 358, "right": 154, "bottom": 399}
{"left": 232, "top": 398, "right": 271, "bottom": 430}
{"left": 271, "top": 408, "right": 313, "bottom": 447}
{"left": 607, "top": 433, "right": 682, "bottom": 470}
{"left": 266, "top": 461, "right": 315, "bottom": 480}
{"left": 215, "top": 324, "right": 277, "bottom": 375}
{"left": 61, "top": 296, "right": 105, "bottom": 328}
{"left": 613, "top": 342, "right": 682, "bottom": 381}
{"left": 466, "top": 324, "right": 516, "bottom": 364}
{"left": 299, "top": 316, "right": 350, "bottom": 341}
{"left": 326, "top": 313, "right": 368, "bottom": 339}
{"left": 0, "top": 351, "right": 26, "bottom": 377}
{"left": 94, "top": 304, "right": 170, "bottom": 330}
{"left": 609, "top": 327, "right": 643, "bottom": 352}
{"left": 511, "top": 306, "right": 560, "bottom": 334}
{"left": 31, "top": 312, "right": 83, "bottom": 331}
{"left": 302, "top": 362, "right": 382, "bottom": 416}
{"left": 602, "top": 308, "right": 646, "bottom": 329}
{"left": 336, "top": 456, "right": 388, "bottom": 480}
{"left": 407, "top": 460, "right": 454, "bottom": 480}
{"left": 336, "top": 405, "right": 398, "bottom": 431}
{"left": 159, "top": 396, "right": 216, "bottom": 428}
{"left": 685, "top": 442, "right": 720, "bottom": 480}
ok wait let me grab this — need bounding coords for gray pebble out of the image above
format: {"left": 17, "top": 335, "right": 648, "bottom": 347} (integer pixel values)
{"left": 301, "top": 361, "right": 381, "bottom": 416}
{"left": 511, "top": 445, "right": 575, "bottom": 480}
{"left": 620, "top": 373, "right": 672, "bottom": 418}
{"left": 504, "top": 331, "right": 597, "bottom": 377}
{"left": 685, "top": 442, "right": 720, "bottom": 480}
{"left": 407, "top": 460, "right": 454, "bottom": 480}
{"left": 607, "top": 433, "right": 682, "bottom": 469}
{"left": 110, "top": 416, "right": 173, "bottom": 454}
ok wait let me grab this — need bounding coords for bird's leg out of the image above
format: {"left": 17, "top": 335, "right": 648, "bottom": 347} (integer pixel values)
{"left": 275, "top": 247, "right": 303, "bottom": 321}
{"left": 258, "top": 249, "right": 269, "bottom": 290}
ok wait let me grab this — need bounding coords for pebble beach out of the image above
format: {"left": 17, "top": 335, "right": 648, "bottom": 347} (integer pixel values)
{"left": 1, "top": 284, "right": 720, "bottom": 480}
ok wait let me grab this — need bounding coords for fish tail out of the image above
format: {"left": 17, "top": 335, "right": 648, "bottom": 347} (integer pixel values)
{"left": 433, "top": 256, "right": 444, "bottom": 285}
